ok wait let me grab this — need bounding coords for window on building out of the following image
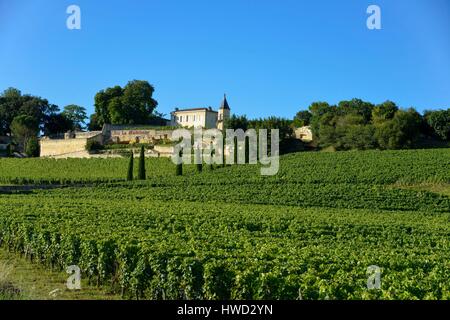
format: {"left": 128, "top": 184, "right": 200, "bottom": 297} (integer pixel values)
{"left": 193, "top": 115, "right": 196, "bottom": 121}
{"left": 179, "top": 116, "right": 182, "bottom": 122}
{"left": 186, "top": 115, "right": 189, "bottom": 122}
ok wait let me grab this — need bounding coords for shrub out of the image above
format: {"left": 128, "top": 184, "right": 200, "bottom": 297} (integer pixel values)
{"left": 25, "top": 137, "right": 40, "bottom": 157}
{"left": 86, "top": 140, "right": 103, "bottom": 153}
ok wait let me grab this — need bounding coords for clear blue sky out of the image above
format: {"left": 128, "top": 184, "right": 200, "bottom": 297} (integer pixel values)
{"left": 1, "top": 0, "right": 449, "bottom": 119}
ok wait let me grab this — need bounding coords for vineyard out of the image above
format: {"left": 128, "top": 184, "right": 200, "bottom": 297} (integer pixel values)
{"left": 0, "top": 148, "right": 449, "bottom": 299}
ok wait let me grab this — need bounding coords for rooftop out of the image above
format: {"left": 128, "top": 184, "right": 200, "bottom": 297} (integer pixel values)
{"left": 172, "top": 107, "right": 218, "bottom": 113}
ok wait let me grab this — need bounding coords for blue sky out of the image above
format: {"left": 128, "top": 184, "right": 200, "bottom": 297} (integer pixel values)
{"left": 1, "top": 0, "right": 449, "bottom": 119}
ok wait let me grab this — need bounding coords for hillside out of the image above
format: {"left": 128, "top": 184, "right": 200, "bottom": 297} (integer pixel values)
{"left": 0, "top": 149, "right": 449, "bottom": 299}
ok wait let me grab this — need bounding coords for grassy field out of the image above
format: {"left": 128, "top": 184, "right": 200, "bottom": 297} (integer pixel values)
{"left": 0, "top": 149, "right": 449, "bottom": 299}
{"left": 0, "top": 248, "right": 120, "bottom": 300}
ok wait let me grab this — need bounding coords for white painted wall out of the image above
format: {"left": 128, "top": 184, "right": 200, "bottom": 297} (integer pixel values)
{"left": 172, "top": 110, "right": 218, "bottom": 128}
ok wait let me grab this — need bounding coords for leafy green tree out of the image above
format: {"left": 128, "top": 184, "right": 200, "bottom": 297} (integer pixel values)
{"left": 424, "top": 109, "right": 450, "bottom": 140}
{"left": 224, "top": 115, "right": 249, "bottom": 131}
{"left": 62, "top": 105, "right": 87, "bottom": 130}
{"left": 43, "top": 113, "right": 74, "bottom": 136}
{"left": 293, "top": 110, "right": 312, "bottom": 127}
{"left": 92, "top": 80, "right": 158, "bottom": 126}
{"left": 0, "top": 87, "right": 58, "bottom": 135}
{"left": 88, "top": 113, "right": 102, "bottom": 131}
{"left": 372, "top": 101, "right": 399, "bottom": 124}
{"left": 93, "top": 85, "right": 122, "bottom": 126}
{"left": 121, "top": 80, "right": 158, "bottom": 124}
{"left": 0, "top": 88, "right": 22, "bottom": 135}
{"left": 375, "top": 109, "right": 422, "bottom": 149}
{"left": 337, "top": 99, "right": 374, "bottom": 124}
{"left": 308, "top": 102, "right": 336, "bottom": 139}
{"left": 127, "top": 152, "right": 134, "bottom": 181}
{"left": 10, "top": 115, "right": 39, "bottom": 152}
{"left": 138, "top": 146, "right": 146, "bottom": 180}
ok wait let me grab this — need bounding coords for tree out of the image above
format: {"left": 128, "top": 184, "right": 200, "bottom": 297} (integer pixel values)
{"left": 424, "top": 109, "right": 450, "bottom": 140}
{"left": 62, "top": 105, "right": 87, "bottom": 130}
{"left": 224, "top": 115, "right": 249, "bottom": 131}
{"left": 195, "top": 145, "right": 203, "bottom": 172}
{"left": 43, "top": 113, "right": 74, "bottom": 136}
{"left": 93, "top": 85, "right": 122, "bottom": 126}
{"left": 92, "top": 80, "right": 158, "bottom": 126}
{"left": 88, "top": 113, "right": 102, "bottom": 131}
{"left": 337, "top": 99, "right": 374, "bottom": 124}
{"left": 138, "top": 146, "right": 146, "bottom": 180}
{"left": 372, "top": 101, "right": 399, "bottom": 124}
{"left": 176, "top": 150, "right": 183, "bottom": 176}
{"left": 375, "top": 109, "right": 422, "bottom": 149}
{"left": 308, "top": 102, "right": 336, "bottom": 139}
{"left": 0, "top": 88, "right": 57, "bottom": 135}
{"left": 248, "top": 117, "right": 294, "bottom": 153}
{"left": 209, "top": 147, "right": 215, "bottom": 171}
{"left": 10, "top": 115, "right": 39, "bottom": 152}
{"left": 127, "top": 152, "right": 134, "bottom": 181}
{"left": 25, "top": 136, "right": 40, "bottom": 157}
{"left": 293, "top": 110, "right": 312, "bottom": 127}
{"left": 121, "top": 80, "right": 158, "bottom": 124}
{"left": 0, "top": 88, "right": 22, "bottom": 135}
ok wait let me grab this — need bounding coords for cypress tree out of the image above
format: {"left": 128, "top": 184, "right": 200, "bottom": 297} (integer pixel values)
{"left": 222, "top": 135, "right": 226, "bottom": 167}
{"left": 6, "top": 144, "right": 12, "bottom": 157}
{"left": 138, "top": 146, "right": 146, "bottom": 180}
{"left": 209, "top": 147, "right": 214, "bottom": 171}
{"left": 176, "top": 150, "right": 183, "bottom": 176}
{"left": 245, "top": 137, "right": 249, "bottom": 164}
{"left": 195, "top": 146, "right": 202, "bottom": 173}
{"left": 127, "top": 152, "right": 134, "bottom": 181}
{"left": 234, "top": 136, "right": 238, "bottom": 165}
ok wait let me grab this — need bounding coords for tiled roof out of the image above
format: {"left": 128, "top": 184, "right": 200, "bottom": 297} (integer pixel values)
{"left": 172, "top": 108, "right": 218, "bottom": 113}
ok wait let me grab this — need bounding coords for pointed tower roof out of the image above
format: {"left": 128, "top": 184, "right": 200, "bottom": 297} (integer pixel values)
{"left": 220, "top": 94, "right": 230, "bottom": 110}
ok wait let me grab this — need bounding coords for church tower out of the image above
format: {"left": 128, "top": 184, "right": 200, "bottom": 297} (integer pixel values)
{"left": 217, "top": 94, "right": 230, "bottom": 130}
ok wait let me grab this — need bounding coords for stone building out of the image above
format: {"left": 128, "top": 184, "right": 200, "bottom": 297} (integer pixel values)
{"left": 170, "top": 95, "right": 231, "bottom": 129}
{"left": 294, "top": 126, "right": 313, "bottom": 142}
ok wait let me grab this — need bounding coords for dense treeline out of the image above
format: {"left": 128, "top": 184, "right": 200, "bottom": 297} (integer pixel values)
{"left": 0, "top": 88, "right": 87, "bottom": 156}
{"left": 294, "top": 99, "right": 450, "bottom": 150}
{"left": 224, "top": 115, "right": 295, "bottom": 153}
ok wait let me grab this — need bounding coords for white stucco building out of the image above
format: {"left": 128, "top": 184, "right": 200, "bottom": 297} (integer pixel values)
{"left": 170, "top": 95, "right": 231, "bottom": 129}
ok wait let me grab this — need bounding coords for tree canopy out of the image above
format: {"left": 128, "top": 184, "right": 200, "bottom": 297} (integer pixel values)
{"left": 295, "top": 99, "right": 449, "bottom": 150}
{"left": 0, "top": 88, "right": 58, "bottom": 135}
{"left": 92, "top": 80, "right": 159, "bottom": 126}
